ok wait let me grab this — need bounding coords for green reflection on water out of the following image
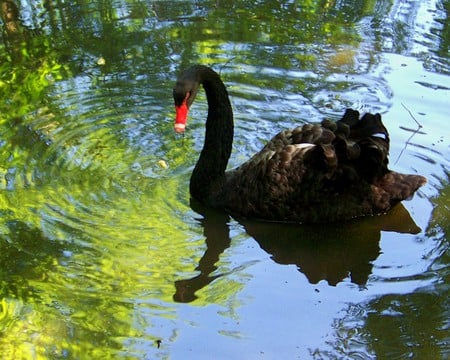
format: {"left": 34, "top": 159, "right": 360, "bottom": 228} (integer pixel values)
{"left": 0, "top": 0, "right": 448, "bottom": 358}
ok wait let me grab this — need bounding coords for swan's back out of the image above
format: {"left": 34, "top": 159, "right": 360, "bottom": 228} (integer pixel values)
{"left": 218, "top": 109, "right": 426, "bottom": 223}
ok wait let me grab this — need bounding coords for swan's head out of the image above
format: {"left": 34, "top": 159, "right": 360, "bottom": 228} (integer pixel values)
{"left": 173, "top": 74, "right": 200, "bottom": 133}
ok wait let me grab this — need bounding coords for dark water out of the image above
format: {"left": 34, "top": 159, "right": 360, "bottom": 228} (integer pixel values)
{"left": 0, "top": 0, "right": 449, "bottom": 359}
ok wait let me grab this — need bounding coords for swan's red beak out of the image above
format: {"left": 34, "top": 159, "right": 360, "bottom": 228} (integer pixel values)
{"left": 174, "top": 102, "right": 188, "bottom": 133}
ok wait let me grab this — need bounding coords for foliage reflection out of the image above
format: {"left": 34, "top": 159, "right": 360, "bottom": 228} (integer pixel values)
{"left": 0, "top": 0, "right": 448, "bottom": 358}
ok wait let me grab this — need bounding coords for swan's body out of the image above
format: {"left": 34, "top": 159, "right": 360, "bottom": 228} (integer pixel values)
{"left": 173, "top": 65, "right": 426, "bottom": 223}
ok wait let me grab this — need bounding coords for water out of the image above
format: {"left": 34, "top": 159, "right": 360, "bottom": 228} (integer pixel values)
{"left": 0, "top": 0, "right": 449, "bottom": 359}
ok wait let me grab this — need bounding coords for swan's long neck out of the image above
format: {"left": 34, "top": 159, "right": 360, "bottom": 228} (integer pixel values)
{"left": 190, "top": 68, "right": 234, "bottom": 204}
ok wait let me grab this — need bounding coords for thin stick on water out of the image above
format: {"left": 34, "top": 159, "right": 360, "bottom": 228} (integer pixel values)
{"left": 394, "top": 104, "right": 424, "bottom": 164}
{"left": 218, "top": 57, "right": 237, "bottom": 76}
{"left": 401, "top": 103, "right": 423, "bottom": 128}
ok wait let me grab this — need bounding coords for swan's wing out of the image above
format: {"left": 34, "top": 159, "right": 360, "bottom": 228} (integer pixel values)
{"left": 259, "top": 109, "right": 391, "bottom": 184}
{"left": 304, "top": 110, "right": 391, "bottom": 180}
{"left": 222, "top": 110, "right": 395, "bottom": 221}
{"left": 220, "top": 122, "right": 340, "bottom": 219}
{"left": 222, "top": 110, "right": 426, "bottom": 222}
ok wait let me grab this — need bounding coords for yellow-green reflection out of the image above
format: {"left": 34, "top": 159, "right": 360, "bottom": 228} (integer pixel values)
{"left": 0, "top": 177, "right": 207, "bottom": 358}
{"left": 0, "top": 0, "right": 448, "bottom": 358}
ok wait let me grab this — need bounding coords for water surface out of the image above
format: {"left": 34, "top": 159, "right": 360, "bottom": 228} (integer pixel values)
{"left": 0, "top": 0, "right": 449, "bottom": 359}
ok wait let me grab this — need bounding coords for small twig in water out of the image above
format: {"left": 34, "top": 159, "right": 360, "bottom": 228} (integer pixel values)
{"left": 394, "top": 104, "right": 424, "bottom": 164}
{"left": 401, "top": 103, "right": 423, "bottom": 128}
{"left": 219, "top": 57, "right": 237, "bottom": 76}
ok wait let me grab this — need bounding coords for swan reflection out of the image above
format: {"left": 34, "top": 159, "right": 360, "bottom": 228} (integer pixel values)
{"left": 173, "top": 201, "right": 421, "bottom": 303}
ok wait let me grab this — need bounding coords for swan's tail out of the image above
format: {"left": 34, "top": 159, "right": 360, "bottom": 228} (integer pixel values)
{"left": 373, "top": 172, "right": 427, "bottom": 209}
{"left": 336, "top": 108, "right": 390, "bottom": 144}
{"left": 322, "top": 109, "right": 391, "bottom": 182}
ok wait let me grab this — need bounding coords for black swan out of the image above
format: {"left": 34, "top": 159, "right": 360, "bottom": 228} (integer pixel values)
{"left": 173, "top": 65, "right": 426, "bottom": 223}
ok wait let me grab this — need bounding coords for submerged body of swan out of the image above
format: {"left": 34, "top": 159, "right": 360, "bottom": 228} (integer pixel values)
{"left": 173, "top": 65, "right": 426, "bottom": 223}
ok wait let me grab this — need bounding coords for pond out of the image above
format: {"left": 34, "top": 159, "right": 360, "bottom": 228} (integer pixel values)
{"left": 0, "top": 0, "right": 449, "bottom": 358}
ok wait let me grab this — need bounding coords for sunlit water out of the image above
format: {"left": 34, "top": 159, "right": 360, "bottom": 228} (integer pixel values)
{"left": 0, "top": 0, "right": 449, "bottom": 359}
